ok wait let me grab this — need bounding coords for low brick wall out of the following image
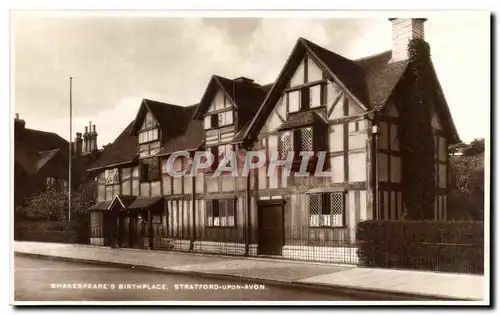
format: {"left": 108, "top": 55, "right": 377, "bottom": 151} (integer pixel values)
{"left": 15, "top": 230, "right": 78, "bottom": 244}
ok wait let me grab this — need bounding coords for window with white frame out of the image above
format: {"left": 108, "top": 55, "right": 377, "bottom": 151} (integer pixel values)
{"left": 139, "top": 128, "right": 159, "bottom": 144}
{"left": 218, "top": 110, "right": 233, "bottom": 127}
{"left": 204, "top": 110, "right": 233, "bottom": 131}
{"left": 204, "top": 116, "right": 212, "bottom": 130}
{"left": 286, "top": 84, "right": 325, "bottom": 114}
{"left": 206, "top": 199, "right": 236, "bottom": 227}
{"left": 308, "top": 192, "right": 345, "bottom": 227}
{"left": 138, "top": 111, "right": 159, "bottom": 144}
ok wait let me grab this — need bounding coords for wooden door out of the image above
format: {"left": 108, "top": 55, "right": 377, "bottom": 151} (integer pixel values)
{"left": 258, "top": 202, "right": 284, "bottom": 255}
{"left": 118, "top": 213, "right": 130, "bottom": 248}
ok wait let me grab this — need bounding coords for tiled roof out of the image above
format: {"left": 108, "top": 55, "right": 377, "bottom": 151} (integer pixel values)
{"left": 142, "top": 99, "right": 188, "bottom": 139}
{"left": 243, "top": 38, "right": 412, "bottom": 140}
{"left": 301, "top": 38, "right": 368, "bottom": 106}
{"left": 158, "top": 104, "right": 204, "bottom": 156}
{"left": 129, "top": 196, "right": 163, "bottom": 209}
{"left": 15, "top": 126, "right": 70, "bottom": 160}
{"left": 354, "top": 50, "right": 409, "bottom": 109}
{"left": 195, "top": 75, "right": 271, "bottom": 133}
{"left": 88, "top": 200, "right": 112, "bottom": 211}
{"left": 88, "top": 120, "right": 138, "bottom": 170}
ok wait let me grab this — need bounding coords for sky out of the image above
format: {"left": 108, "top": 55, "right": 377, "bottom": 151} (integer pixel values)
{"left": 12, "top": 11, "right": 490, "bottom": 147}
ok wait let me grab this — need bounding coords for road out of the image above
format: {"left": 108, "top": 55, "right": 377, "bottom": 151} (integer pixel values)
{"left": 14, "top": 255, "right": 360, "bottom": 302}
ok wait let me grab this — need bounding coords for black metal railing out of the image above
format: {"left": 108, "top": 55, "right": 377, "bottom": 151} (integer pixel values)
{"left": 357, "top": 240, "right": 484, "bottom": 275}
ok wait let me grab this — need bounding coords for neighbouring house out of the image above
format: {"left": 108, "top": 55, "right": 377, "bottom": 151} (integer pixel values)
{"left": 14, "top": 114, "right": 102, "bottom": 209}
{"left": 87, "top": 18, "right": 459, "bottom": 263}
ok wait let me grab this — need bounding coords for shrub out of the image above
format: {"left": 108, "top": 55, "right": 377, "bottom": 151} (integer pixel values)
{"left": 356, "top": 220, "right": 484, "bottom": 274}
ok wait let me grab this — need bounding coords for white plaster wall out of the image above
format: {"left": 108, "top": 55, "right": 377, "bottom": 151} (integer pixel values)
{"left": 330, "top": 156, "right": 344, "bottom": 183}
{"left": 329, "top": 125, "right": 343, "bottom": 152}
{"left": 349, "top": 152, "right": 367, "bottom": 182}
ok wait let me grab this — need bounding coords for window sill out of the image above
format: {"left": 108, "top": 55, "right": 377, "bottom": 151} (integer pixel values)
{"left": 308, "top": 225, "right": 348, "bottom": 229}
{"left": 138, "top": 139, "right": 160, "bottom": 145}
{"left": 288, "top": 105, "right": 327, "bottom": 116}
{"left": 205, "top": 226, "right": 237, "bottom": 229}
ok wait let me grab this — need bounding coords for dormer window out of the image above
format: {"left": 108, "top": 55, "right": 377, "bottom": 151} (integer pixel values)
{"left": 139, "top": 128, "right": 159, "bottom": 144}
{"left": 203, "top": 109, "right": 234, "bottom": 130}
{"left": 287, "top": 55, "right": 326, "bottom": 114}
{"left": 287, "top": 84, "right": 325, "bottom": 114}
{"left": 218, "top": 110, "right": 233, "bottom": 127}
{"left": 139, "top": 112, "right": 159, "bottom": 144}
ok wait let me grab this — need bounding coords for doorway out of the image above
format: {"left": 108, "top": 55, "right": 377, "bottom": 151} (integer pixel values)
{"left": 257, "top": 200, "right": 285, "bottom": 256}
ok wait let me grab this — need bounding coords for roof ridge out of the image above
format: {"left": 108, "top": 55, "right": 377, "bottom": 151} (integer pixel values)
{"left": 300, "top": 37, "right": 359, "bottom": 65}
{"left": 142, "top": 98, "right": 184, "bottom": 109}
{"left": 38, "top": 148, "right": 61, "bottom": 154}
{"left": 354, "top": 50, "right": 392, "bottom": 62}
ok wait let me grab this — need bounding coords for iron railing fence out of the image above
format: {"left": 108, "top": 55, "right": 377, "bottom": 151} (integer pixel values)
{"left": 89, "top": 221, "right": 484, "bottom": 275}
{"left": 357, "top": 240, "right": 484, "bottom": 275}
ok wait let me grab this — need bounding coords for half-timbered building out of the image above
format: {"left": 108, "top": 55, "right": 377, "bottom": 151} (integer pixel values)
{"left": 87, "top": 18, "right": 460, "bottom": 263}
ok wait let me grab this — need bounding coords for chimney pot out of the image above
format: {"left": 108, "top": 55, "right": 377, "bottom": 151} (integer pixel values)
{"left": 84, "top": 126, "right": 88, "bottom": 133}
{"left": 389, "top": 18, "right": 427, "bottom": 63}
{"left": 15, "top": 113, "right": 19, "bottom": 120}
{"left": 92, "top": 125, "right": 96, "bottom": 132}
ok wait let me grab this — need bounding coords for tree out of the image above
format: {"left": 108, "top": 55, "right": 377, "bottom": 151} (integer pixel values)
{"left": 15, "top": 181, "right": 97, "bottom": 221}
{"left": 16, "top": 188, "right": 67, "bottom": 221}
{"left": 449, "top": 138, "right": 485, "bottom": 220}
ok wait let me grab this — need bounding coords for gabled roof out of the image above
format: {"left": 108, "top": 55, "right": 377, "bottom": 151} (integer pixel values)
{"left": 301, "top": 38, "right": 368, "bottom": 106}
{"left": 242, "top": 37, "right": 451, "bottom": 142}
{"left": 15, "top": 126, "right": 69, "bottom": 160}
{"left": 109, "top": 194, "right": 137, "bottom": 210}
{"left": 194, "top": 75, "right": 271, "bottom": 131}
{"left": 88, "top": 120, "right": 138, "bottom": 171}
{"left": 130, "top": 99, "right": 187, "bottom": 140}
{"left": 15, "top": 145, "right": 68, "bottom": 178}
{"left": 89, "top": 101, "right": 199, "bottom": 170}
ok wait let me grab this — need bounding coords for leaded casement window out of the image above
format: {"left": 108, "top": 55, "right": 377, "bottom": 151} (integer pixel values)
{"left": 308, "top": 192, "right": 345, "bottom": 227}
{"left": 139, "top": 112, "right": 159, "bottom": 144}
{"left": 206, "top": 199, "right": 236, "bottom": 227}
{"left": 278, "top": 126, "right": 328, "bottom": 171}
{"left": 139, "top": 157, "right": 160, "bottom": 182}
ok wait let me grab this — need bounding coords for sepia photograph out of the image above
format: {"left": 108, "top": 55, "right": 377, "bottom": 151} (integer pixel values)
{"left": 10, "top": 9, "right": 490, "bottom": 306}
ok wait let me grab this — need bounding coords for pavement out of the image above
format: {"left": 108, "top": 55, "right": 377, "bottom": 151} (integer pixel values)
{"left": 13, "top": 241, "right": 485, "bottom": 302}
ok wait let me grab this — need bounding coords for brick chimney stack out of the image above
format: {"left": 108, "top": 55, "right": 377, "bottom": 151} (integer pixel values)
{"left": 389, "top": 18, "right": 427, "bottom": 63}
{"left": 89, "top": 124, "right": 98, "bottom": 152}
{"left": 74, "top": 132, "right": 83, "bottom": 157}
{"left": 83, "top": 126, "right": 89, "bottom": 154}
{"left": 14, "top": 113, "right": 26, "bottom": 140}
